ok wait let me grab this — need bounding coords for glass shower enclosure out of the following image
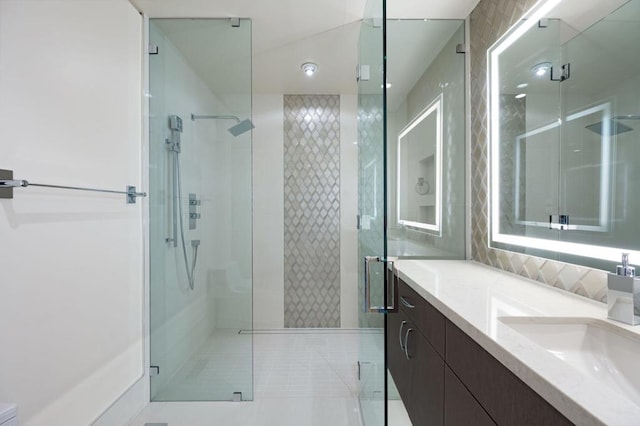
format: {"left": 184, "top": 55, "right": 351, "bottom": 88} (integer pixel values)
{"left": 148, "top": 18, "right": 253, "bottom": 402}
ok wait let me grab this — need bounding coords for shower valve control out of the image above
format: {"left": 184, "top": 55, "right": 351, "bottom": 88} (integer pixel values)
{"left": 189, "top": 193, "right": 201, "bottom": 230}
{"left": 169, "top": 115, "right": 183, "bottom": 132}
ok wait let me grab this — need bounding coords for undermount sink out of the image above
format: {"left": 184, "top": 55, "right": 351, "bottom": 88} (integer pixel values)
{"left": 499, "top": 316, "right": 640, "bottom": 406}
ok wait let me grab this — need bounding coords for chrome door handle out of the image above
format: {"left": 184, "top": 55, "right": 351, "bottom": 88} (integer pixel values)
{"left": 400, "top": 296, "right": 415, "bottom": 309}
{"left": 399, "top": 320, "right": 407, "bottom": 350}
{"left": 364, "top": 256, "right": 383, "bottom": 313}
{"left": 363, "top": 256, "right": 399, "bottom": 313}
{"left": 404, "top": 328, "right": 414, "bottom": 360}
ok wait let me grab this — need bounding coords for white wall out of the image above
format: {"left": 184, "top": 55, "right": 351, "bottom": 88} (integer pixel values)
{"left": 340, "top": 95, "right": 358, "bottom": 329}
{"left": 252, "top": 94, "right": 358, "bottom": 329}
{"left": 252, "top": 95, "right": 285, "bottom": 329}
{"left": 0, "top": 1, "right": 144, "bottom": 424}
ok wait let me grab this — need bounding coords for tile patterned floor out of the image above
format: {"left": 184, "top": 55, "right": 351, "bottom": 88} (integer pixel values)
{"left": 130, "top": 329, "right": 411, "bottom": 426}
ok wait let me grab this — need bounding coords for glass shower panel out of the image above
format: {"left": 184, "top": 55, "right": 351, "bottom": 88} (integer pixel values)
{"left": 559, "top": 0, "right": 640, "bottom": 262}
{"left": 386, "top": 19, "right": 466, "bottom": 259}
{"left": 148, "top": 18, "right": 253, "bottom": 402}
{"left": 357, "top": 0, "right": 387, "bottom": 423}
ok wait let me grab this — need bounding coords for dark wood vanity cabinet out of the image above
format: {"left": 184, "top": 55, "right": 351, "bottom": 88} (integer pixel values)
{"left": 387, "top": 279, "right": 572, "bottom": 426}
{"left": 387, "top": 281, "right": 445, "bottom": 425}
{"left": 444, "top": 365, "right": 495, "bottom": 426}
{"left": 445, "top": 321, "right": 572, "bottom": 426}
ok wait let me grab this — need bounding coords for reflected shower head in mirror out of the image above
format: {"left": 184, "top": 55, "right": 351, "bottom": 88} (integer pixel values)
{"left": 191, "top": 114, "right": 255, "bottom": 137}
{"left": 585, "top": 116, "right": 640, "bottom": 136}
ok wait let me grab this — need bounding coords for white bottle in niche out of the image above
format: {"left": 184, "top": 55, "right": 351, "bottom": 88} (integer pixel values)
{"left": 607, "top": 253, "right": 640, "bottom": 325}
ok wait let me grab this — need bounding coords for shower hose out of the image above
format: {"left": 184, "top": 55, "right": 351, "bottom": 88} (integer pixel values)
{"left": 175, "top": 152, "right": 199, "bottom": 290}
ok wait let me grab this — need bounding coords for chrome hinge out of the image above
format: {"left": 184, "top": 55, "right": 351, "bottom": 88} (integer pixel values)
{"left": 357, "top": 65, "right": 370, "bottom": 82}
{"left": 550, "top": 63, "right": 570, "bottom": 82}
{"left": 150, "top": 365, "right": 160, "bottom": 376}
{"left": 456, "top": 43, "right": 466, "bottom": 54}
{"left": 148, "top": 44, "right": 159, "bottom": 55}
{"left": 232, "top": 392, "right": 243, "bottom": 402}
{"left": 0, "top": 169, "right": 14, "bottom": 199}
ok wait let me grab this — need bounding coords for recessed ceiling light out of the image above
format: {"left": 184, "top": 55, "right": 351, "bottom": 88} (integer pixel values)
{"left": 531, "top": 62, "right": 552, "bottom": 77}
{"left": 516, "top": 83, "right": 528, "bottom": 89}
{"left": 515, "top": 93, "right": 526, "bottom": 99}
{"left": 301, "top": 62, "right": 318, "bottom": 76}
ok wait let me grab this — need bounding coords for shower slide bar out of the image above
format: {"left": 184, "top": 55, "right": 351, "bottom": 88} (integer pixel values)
{"left": 0, "top": 169, "right": 146, "bottom": 204}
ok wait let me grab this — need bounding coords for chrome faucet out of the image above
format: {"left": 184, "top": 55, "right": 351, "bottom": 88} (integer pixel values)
{"left": 607, "top": 253, "right": 640, "bottom": 325}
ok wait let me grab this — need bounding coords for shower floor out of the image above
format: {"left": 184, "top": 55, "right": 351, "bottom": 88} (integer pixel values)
{"left": 130, "top": 329, "right": 410, "bottom": 426}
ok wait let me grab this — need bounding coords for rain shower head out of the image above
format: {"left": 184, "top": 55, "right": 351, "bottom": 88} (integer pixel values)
{"left": 585, "top": 116, "right": 640, "bottom": 136}
{"left": 228, "top": 119, "right": 255, "bottom": 136}
{"left": 191, "top": 114, "right": 255, "bottom": 137}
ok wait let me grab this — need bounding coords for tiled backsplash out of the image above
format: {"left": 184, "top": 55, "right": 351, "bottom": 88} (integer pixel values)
{"left": 469, "top": 0, "right": 608, "bottom": 302}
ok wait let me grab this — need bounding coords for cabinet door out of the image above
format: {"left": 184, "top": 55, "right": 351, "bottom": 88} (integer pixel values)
{"left": 406, "top": 327, "right": 445, "bottom": 426}
{"left": 387, "top": 308, "right": 412, "bottom": 402}
{"left": 399, "top": 280, "right": 445, "bottom": 357}
{"left": 444, "top": 366, "right": 495, "bottom": 426}
{"left": 445, "top": 320, "right": 572, "bottom": 425}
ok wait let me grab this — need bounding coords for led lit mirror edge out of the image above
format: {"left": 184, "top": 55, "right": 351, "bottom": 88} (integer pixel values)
{"left": 396, "top": 93, "right": 443, "bottom": 235}
{"left": 486, "top": 0, "right": 640, "bottom": 267}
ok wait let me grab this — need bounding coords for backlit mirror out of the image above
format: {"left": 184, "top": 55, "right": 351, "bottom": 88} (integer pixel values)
{"left": 488, "top": 0, "right": 640, "bottom": 267}
{"left": 397, "top": 94, "right": 442, "bottom": 234}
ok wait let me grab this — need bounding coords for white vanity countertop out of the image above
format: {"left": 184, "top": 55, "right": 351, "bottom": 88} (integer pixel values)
{"left": 395, "top": 259, "right": 640, "bottom": 426}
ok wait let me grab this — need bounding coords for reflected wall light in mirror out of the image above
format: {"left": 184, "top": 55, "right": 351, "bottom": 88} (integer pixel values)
{"left": 488, "top": 0, "right": 640, "bottom": 265}
{"left": 397, "top": 93, "right": 442, "bottom": 234}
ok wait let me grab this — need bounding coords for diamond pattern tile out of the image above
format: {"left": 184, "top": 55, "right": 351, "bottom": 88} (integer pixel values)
{"left": 469, "top": 0, "right": 607, "bottom": 302}
{"left": 283, "top": 95, "right": 341, "bottom": 328}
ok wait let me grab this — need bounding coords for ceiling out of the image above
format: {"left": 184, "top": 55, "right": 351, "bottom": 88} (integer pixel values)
{"left": 130, "top": 0, "right": 482, "bottom": 97}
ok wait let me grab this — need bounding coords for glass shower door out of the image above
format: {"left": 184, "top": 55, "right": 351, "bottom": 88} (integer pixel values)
{"left": 357, "top": 0, "right": 389, "bottom": 424}
{"left": 148, "top": 18, "right": 253, "bottom": 402}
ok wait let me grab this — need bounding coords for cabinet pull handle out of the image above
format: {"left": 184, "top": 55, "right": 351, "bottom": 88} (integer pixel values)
{"left": 400, "top": 296, "right": 415, "bottom": 309}
{"left": 399, "top": 320, "right": 407, "bottom": 350}
{"left": 404, "top": 328, "right": 414, "bottom": 360}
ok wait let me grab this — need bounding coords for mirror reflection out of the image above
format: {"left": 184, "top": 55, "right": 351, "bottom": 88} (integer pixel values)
{"left": 397, "top": 94, "right": 442, "bottom": 233}
{"left": 489, "top": 0, "right": 640, "bottom": 266}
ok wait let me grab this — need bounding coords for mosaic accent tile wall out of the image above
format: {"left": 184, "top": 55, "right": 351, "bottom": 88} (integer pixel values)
{"left": 283, "top": 95, "right": 341, "bottom": 327}
{"left": 469, "top": 0, "right": 608, "bottom": 302}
